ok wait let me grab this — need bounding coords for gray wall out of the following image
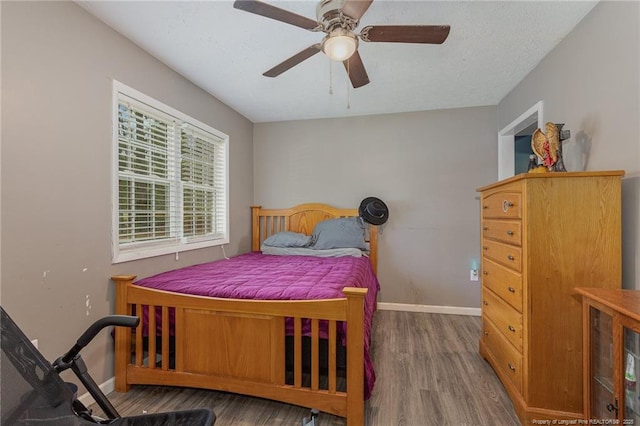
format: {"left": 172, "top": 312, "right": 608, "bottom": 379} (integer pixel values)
{"left": 498, "top": 1, "right": 640, "bottom": 289}
{"left": 1, "top": 1, "right": 254, "bottom": 385}
{"left": 254, "top": 106, "right": 497, "bottom": 307}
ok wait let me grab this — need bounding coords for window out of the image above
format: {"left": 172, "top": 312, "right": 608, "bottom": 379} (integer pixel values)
{"left": 112, "top": 81, "right": 229, "bottom": 263}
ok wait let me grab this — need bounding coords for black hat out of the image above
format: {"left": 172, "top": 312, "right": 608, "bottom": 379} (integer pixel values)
{"left": 359, "top": 197, "right": 389, "bottom": 226}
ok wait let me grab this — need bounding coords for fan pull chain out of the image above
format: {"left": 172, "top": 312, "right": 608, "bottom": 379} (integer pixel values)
{"left": 346, "top": 59, "right": 351, "bottom": 109}
{"left": 329, "top": 59, "right": 333, "bottom": 95}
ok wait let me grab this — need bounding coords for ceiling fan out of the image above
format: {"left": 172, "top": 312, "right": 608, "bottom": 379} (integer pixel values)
{"left": 233, "top": 0, "right": 450, "bottom": 88}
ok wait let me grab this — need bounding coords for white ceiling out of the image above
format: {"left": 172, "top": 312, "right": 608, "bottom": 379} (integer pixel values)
{"left": 78, "top": 0, "right": 599, "bottom": 123}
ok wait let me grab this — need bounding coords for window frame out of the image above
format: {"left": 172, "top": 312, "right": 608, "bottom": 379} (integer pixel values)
{"left": 111, "top": 80, "right": 229, "bottom": 264}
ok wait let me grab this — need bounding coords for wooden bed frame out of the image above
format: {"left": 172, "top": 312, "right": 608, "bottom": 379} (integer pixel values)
{"left": 110, "top": 203, "right": 378, "bottom": 426}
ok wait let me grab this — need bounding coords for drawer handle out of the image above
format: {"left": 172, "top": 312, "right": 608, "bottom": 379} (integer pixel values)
{"left": 483, "top": 205, "right": 488, "bottom": 209}
{"left": 502, "top": 200, "right": 514, "bottom": 212}
{"left": 508, "top": 286, "right": 515, "bottom": 293}
{"left": 482, "top": 246, "right": 488, "bottom": 251}
{"left": 483, "top": 331, "right": 489, "bottom": 336}
{"left": 506, "top": 230, "right": 514, "bottom": 236}
{"left": 508, "top": 325, "right": 516, "bottom": 332}
{"left": 483, "top": 226, "right": 488, "bottom": 231}
{"left": 508, "top": 363, "right": 516, "bottom": 372}
{"left": 507, "top": 255, "right": 515, "bottom": 261}
{"left": 483, "top": 301, "right": 488, "bottom": 306}
{"left": 483, "top": 271, "right": 489, "bottom": 275}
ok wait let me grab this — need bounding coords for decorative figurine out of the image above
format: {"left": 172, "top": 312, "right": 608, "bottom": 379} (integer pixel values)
{"left": 531, "top": 122, "right": 569, "bottom": 172}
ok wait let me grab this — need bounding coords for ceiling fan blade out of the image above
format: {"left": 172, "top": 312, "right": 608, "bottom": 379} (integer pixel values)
{"left": 341, "top": 0, "right": 373, "bottom": 21}
{"left": 233, "top": 0, "right": 319, "bottom": 31}
{"left": 343, "top": 51, "right": 370, "bottom": 88}
{"left": 263, "top": 44, "right": 322, "bottom": 77}
{"left": 360, "top": 25, "right": 451, "bottom": 44}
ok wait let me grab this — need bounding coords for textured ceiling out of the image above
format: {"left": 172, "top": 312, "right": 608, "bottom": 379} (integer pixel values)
{"left": 78, "top": 1, "right": 599, "bottom": 123}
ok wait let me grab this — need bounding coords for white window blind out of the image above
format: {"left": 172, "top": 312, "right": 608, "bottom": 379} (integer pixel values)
{"left": 180, "top": 124, "right": 227, "bottom": 242}
{"left": 112, "top": 81, "right": 229, "bottom": 263}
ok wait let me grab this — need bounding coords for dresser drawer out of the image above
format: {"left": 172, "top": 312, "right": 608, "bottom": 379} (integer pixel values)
{"left": 482, "top": 288, "right": 523, "bottom": 352}
{"left": 482, "top": 317, "right": 523, "bottom": 394}
{"left": 482, "top": 258, "right": 523, "bottom": 313}
{"left": 482, "top": 220, "right": 522, "bottom": 246}
{"left": 482, "top": 192, "right": 522, "bottom": 219}
{"left": 481, "top": 239, "right": 522, "bottom": 272}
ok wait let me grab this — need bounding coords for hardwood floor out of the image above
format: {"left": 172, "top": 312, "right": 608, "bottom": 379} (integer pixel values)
{"left": 93, "top": 311, "right": 519, "bottom": 425}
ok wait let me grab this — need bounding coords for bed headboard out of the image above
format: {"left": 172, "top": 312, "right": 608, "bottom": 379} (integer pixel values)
{"left": 251, "top": 203, "right": 378, "bottom": 274}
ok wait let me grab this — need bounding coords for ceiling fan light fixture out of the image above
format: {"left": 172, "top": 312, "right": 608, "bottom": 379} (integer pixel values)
{"left": 322, "top": 29, "right": 358, "bottom": 61}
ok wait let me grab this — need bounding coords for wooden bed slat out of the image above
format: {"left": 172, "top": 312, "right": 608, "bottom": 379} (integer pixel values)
{"left": 294, "top": 317, "right": 302, "bottom": 389}
{"left": 329, "top": 320, "right": 337, "bottom": 394}
{"left": 148, "top": 305, "right": 156, "bottom": 369}
{"left": 175, "top": 308, "right": 185, "bottom": 372}
{"left": 161, "top": 306, "right": 169, "bottom": 371}
{"left": 311, "top": 319, "right": 319, "bottom": 391}
{"left": 261, "top": 217, "right": 267, "bottom": 247}
{"left": 271, "top": 317, "right": 285, "bottom": 385}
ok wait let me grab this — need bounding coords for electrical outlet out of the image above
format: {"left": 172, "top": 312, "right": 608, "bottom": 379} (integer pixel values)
{"left": 470, "top": 269, "right": 479, "bottom": 282}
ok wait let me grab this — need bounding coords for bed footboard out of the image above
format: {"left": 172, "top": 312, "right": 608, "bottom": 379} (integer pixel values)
{"left": 111, "top": 275, "right": 367, "bottom": 426}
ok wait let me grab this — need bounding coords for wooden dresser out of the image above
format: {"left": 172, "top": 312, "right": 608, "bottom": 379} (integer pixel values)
{"left": 477, "top": 171, "right": 624, "bottom": 424}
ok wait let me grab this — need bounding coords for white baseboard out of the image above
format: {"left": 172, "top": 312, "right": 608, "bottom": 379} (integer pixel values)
{"left": 377, "top": 302, "right": 481, "bottom": 316}
{"left": 77, "top": 377, "right": 115, "bottom": 407}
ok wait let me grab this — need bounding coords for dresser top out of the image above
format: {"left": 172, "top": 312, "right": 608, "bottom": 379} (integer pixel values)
{"left": 575, "top": 288, "right": 640, "bottom": 323}
{"left": 476, "top": 170, "right": 625, "bottom": 192}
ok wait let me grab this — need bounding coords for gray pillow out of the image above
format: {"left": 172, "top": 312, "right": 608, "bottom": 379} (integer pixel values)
{"left": 311, "top": 217, "right": 368, "bottom": 250}
{"left": 262, "top": 231, "right": 312, "bottom": 248}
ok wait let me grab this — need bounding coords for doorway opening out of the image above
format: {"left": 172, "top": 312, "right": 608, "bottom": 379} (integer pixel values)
{"left": 498, "top": 101, "right": 543, "bottom": 180}
{"left": 514, "top": 122, "right": 538, "bottom": 174}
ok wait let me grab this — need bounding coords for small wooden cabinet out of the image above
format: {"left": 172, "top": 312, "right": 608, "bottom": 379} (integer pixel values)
{"left": 477, "top": 171, "right": 624, "bottom": 424}
{"left": 577, "top": 288, "right": 640, "bottom": 423}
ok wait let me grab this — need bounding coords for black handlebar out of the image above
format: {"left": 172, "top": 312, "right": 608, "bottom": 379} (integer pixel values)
{"left": 76, "top": 315, "right": 139, "bottom": 349}
{"left": 57, "top": 315, "right": 139, "bottom": 367}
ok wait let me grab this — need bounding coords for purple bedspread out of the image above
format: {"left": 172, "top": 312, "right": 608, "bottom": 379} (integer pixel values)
{"left": 135, "top": 251, "right": 380, "bottom": 399}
